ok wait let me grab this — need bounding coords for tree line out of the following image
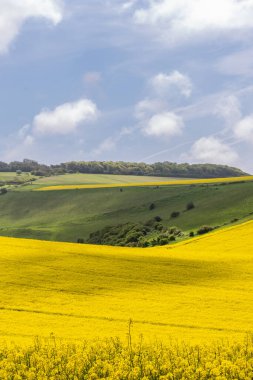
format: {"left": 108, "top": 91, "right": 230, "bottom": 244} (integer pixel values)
{"left": 0, "top": 159, "right": 247, "bottom": 178}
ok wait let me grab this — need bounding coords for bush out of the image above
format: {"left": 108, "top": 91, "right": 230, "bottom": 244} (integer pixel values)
{"left": 169, "top": 236, "right": 176, "bottom": 241}
{"left": 171, "top": 211, "right": 180, "bottom": 218}
{"left": 189, "top": 231, "right": 195, "bottom": 237}
{"left": 186, "top": 202, "right": 195, "bottom": 211}
{"left": 149, "top": 203, "right": 155, "bottom": 210}
{"left": 0, "top": 188, "right": 7, "bottom": 195}
{"left": 197, "top": 226, "right": 214, "bottom": 235}
{"left": 154, "top": 215, "right": 162, "bottom": 222}
{"left": 77, "top": 238, "right": 84, "bottom": 244}
{"left": 159, "top": 238, "right": 169, "bottom": 245}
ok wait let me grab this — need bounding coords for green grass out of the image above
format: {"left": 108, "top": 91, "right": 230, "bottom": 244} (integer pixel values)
{"left": 19, "top": 173, "right": 189, "bottom": 190}
{"left": 1, "top": 181, "right": 253, "bottom": 242}
{"left": 0, "top": 172, "right": 36, "bottom": 185}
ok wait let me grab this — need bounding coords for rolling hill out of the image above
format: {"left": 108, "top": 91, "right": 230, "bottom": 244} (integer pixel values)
{"left": 1, "top": 177, "right": 253, "bottom": 243}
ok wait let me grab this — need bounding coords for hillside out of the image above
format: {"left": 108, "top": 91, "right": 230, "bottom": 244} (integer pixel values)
{"left": 1, "top": 179, "right": 253, "bottom": 243}
{"left": 1, "top": 221, "right": 253, "bottom": 344}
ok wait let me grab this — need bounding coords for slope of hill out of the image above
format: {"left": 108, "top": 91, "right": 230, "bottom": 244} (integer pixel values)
{"left": 1, "top": 221, "right": 253, "bottom": 344}
{"left": 1, "top": 180, "right": 253, "bottom": 243}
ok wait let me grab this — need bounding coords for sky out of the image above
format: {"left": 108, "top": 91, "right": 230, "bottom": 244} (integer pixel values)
{"left": 1, "top": 1, "right": 253, "bottom": 172}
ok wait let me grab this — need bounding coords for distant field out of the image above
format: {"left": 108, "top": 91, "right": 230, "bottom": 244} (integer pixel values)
{"left": 1, "top": 180, "right": 253, "bottom": 242}
{"left": 35, "top": 175, "right": 253, "bottom": 191}
{"left": 0, "top": 172, "right": 35, "bottom": 184}
{"left": 24, "top": 173, "right": 189, "bottom": 190}
{"left": 1, "top": 221, "right": 253, "bottom": 344}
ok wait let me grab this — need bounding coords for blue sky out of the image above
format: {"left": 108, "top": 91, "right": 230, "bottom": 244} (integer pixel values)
{"left": 1, "top": 0, "right": 253, "bottom": 172}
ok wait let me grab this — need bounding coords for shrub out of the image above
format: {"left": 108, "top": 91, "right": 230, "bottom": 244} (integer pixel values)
{"left": 159, "top": 238, "right": 169, "bottom": 245}
{"left": 169, "top": 236, "right": 176, "bottom": 241}
{"left": 140, "top": 241, "right": 149, "bottom": 248}
{"left": 171, "top": 211, "right": 180, "bottom": 218}
{"left": 149, "top": 203, "right": 155, "bottom": 210}
{"left": 197, "top": 226, "right": 214, "bottom": 235}
{"left": 189, "top": 231, "right": 195, "bottom": 237}
{"left": 77, "top": 238, "right": 84, "bottom": 244}
{"left": 154, "top": 223, "right": 163, "bottom": 231}
{"left": 186, "top": 202, "right": 195, "bottom": 211}
{"left": 154, "top": 216, "right": 162, "bottom": 222}
{"left": 0, "top": 188, "right": 7, "bottom": 195}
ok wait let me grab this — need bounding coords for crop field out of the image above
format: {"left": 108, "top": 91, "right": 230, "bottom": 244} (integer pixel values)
{"left": 1, "top": 221, "right": 253, "bottom": 346}
{"left": 35, "top": 175, "right": 253, "bottom": 191}
{"left": 1, "top": 337, "right": 253, "bottom": 379}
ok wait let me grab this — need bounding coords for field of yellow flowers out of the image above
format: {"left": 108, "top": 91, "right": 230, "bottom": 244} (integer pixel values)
{"left": 36, "top": 175, "right": 253, "bottom": 191}
{"left": 1, "top": 335, "right": 253, "bottom": 379}
{"left": 1, "top": 221, "right": 253, "bottom": 346}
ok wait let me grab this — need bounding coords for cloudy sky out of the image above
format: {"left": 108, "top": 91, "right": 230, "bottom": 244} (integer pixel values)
{"left": 1, "top": 0, "right": 253, "bottom": 172}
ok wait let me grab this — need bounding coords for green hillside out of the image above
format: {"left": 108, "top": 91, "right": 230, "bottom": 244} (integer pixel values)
{"left": 1, "top": 180, "right": 253, "bottom": 243}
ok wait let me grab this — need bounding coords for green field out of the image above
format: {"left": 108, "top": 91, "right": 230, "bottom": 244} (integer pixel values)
{"left": 17, "top": 172, "right": 189, "bottom": 190}
{"left": 1, "top": 180, "right": 253, "bottom": 242}
{"left": 0, "top": 171, "right": 36, "bottom": 185}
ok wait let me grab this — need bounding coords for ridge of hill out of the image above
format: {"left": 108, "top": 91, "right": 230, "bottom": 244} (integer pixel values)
{"left": 0, "top": 159, "right": 248, "bottom": 178}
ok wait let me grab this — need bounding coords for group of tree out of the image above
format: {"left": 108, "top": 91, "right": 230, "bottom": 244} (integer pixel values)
{"left": 86, "top": 218, "right": 184, "bottom": 247}
{"left": 0, "top": 159, "right": 247, "bottom": 179}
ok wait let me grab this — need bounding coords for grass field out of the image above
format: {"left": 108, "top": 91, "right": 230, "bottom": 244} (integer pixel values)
{"left": 0, "top": 171, "right": 36, "bottom": 184}
{"left": 1, "top": 180, "right": 253, "bottom": 242}
{"left": 31, "top": 173, "right": 186, "bottom": 188}
{"left": 1, "top": 221, "right": 253, "bottom": 345}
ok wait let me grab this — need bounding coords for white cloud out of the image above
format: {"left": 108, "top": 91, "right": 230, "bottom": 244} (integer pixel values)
{"left": 134, "top": 0, "right": 253, "bottom": 43}
{"left": 189, "top": 136, "right": 238, "bottom": 164}
{"left": 214, "top": 95, "right": 241, "bottom": 126}
{"left": 121, "top": 1, "right": 137, "bottom": 12}
{"left": 92, "top": 137, "right": 116, "bottom": 156}
{"left": 150, "top": 71, "right": 193, "bottom": 97}
{"left": 0, "top": 0, "right": 63, "bottom": 54}
{"left": 33, "top": 99, "right": 98, "bottom": 135}
{"left": 234, "top": 115, "right": 253, "bottom": 142}
{"left": 135, "top": 98, "right": 165, "bottom": 120}
{"left": 142, "top": 112, "right": 184, "bottom": 138}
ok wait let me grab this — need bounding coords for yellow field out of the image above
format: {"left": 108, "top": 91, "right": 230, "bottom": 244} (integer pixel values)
{"left": 35, "top": 175, "right": 253, "bottom": 191}
{"left": 1, "top": 221, "right": 253, "bottom": 345}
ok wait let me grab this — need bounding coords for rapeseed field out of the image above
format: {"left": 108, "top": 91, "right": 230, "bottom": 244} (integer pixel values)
{"left": 1, "top": 335, "right": 253, "bottom": 379}
{"left": 36, "top": 175, "right": 253, "bottom": 191}
{"left": 1, "top": 221, "right": 253, "bottom": 345}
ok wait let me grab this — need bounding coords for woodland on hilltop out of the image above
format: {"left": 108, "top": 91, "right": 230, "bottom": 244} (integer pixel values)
{"left": 0, "top": 159, "right": 248, "bottom": 178}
